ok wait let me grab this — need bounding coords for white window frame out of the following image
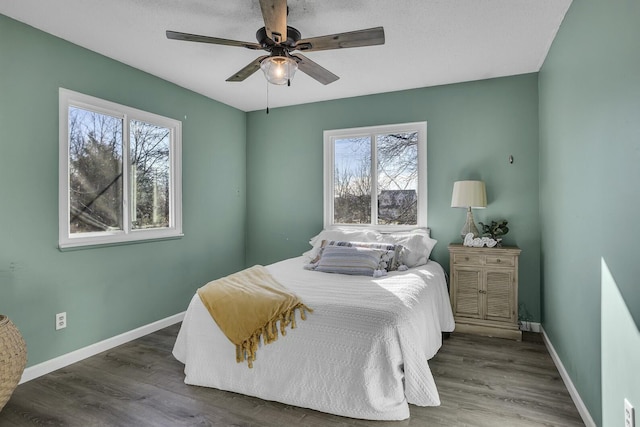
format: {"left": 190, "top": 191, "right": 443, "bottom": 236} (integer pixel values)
{"left": 58, "top": 88, "right": 183, "bottom": 249}
{"left": 323, "top": 121, "right": 427, "bottom": 230}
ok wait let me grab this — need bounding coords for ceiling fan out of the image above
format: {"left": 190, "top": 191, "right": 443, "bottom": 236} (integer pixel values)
{"left": 166, "top": 0, "right": 385, "bottom": 86}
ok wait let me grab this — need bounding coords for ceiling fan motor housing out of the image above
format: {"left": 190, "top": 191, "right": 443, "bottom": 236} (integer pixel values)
{"left": 256, "top": 26, "right": 301, "bottom": 49}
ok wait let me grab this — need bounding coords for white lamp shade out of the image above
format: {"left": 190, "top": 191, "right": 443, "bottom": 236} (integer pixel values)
{"left": 451, "top": 180, "right": 487, "bottom": 208}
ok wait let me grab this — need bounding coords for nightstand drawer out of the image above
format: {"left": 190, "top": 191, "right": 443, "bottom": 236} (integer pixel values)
{"left": 485, "top": 255, "right": 515, "bottom": 267}
{"left": 452, "top": 253, "right": 483, "bottom": 266}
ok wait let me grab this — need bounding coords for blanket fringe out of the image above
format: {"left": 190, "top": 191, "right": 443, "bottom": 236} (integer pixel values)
{"left": 236, "top": 303, "right": 313, "bottom": 368}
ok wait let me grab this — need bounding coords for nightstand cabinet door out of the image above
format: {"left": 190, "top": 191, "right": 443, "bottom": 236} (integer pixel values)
{"left": 452, "top": 268, "right": 482, "bottom": 319}
{"left": 485, "top": 270, "right": 516, "bottom": 323}
{"left": 448, "top": 244, "right": 522, "bottom": 341}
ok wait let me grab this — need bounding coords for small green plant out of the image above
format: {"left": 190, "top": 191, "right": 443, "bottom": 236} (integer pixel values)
{"left": 478, "top": 219, "right": 509, "bottom": 240}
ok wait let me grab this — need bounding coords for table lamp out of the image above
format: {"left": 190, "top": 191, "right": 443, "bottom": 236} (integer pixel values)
{"left": 451, "top": 180, "right": 487, "bottom": 241}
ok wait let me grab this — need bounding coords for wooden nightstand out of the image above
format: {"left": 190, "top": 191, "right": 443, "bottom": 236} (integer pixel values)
{"left": 448, "top": 244, "right": 522, "bottom": 341}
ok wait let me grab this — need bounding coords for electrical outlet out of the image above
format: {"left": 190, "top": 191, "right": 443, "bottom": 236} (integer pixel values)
{"left": 55, "top": 312, "right": 67, "bottom": 330}
{"left": 626, "top": 399, "right": 635, "bottom": 427}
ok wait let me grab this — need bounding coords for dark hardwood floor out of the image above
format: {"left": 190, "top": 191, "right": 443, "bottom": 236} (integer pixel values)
{"left": 0, "top": 325, "right": 584, "bottom": 426}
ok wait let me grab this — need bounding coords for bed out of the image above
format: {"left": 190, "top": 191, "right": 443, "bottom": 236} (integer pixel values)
{"left": 173, "top": 229, "right": 455, "bottom": 421}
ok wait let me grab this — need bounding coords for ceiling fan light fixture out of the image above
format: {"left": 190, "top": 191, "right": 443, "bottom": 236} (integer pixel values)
{"left": 260, "top": 56, "right": 298, "bottom": 85}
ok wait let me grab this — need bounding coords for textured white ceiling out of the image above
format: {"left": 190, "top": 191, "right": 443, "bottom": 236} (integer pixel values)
{"left": 1, "top": 0, "right": 572, "bottom": 112}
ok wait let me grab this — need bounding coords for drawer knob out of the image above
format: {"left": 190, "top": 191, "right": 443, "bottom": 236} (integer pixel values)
{"left": 496, "top": 259, "right": 501, "bottom": 263}
{"left": 465, "top": 257, "right": 469, "bottom": 261}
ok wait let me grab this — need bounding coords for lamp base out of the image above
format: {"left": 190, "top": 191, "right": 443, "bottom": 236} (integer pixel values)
{"left": 460, "top": 207, "right": 480, "bottom": 241}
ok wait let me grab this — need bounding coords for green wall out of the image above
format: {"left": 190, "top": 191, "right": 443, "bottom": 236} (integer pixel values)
{"left": 0, "top": 15, "right": 247, "bottom": 366}
{"left": 246, "top": 74, "right": 542, "bottom": 321}
{"left": 539, "top": 0, "right": 640, "bottom": 425}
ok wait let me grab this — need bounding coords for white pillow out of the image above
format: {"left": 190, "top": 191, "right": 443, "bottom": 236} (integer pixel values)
{"left": 377, "top": 229, "right": 437, "bottom": 268}
{"left": 303, "top": 227, "right": 382, "bottom": 261}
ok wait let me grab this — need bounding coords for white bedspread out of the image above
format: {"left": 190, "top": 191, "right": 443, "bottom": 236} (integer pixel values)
{"left": 173, "top": 256, "right": 455, "bottom": 420}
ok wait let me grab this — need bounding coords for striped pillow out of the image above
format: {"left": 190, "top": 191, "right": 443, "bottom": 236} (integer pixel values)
{"left": 313, "top": 245, "right": 388, "bottom": 276}
{"left": 312, "top": 240, "right": 403, "bottom": 271}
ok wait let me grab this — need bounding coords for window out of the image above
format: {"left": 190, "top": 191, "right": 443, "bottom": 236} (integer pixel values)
{"left": 59, "top": 89, "right": 182, "bottom": 249}
{"left": 323, "top": 122, "right": 427, "bottom": 229}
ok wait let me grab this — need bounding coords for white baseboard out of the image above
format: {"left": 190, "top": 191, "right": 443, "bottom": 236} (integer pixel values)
{"left": 541, "top": 327, "right": 596, "bottom": 427}
{"left": 20, "top": 312, "right": 185, "bottom": 384}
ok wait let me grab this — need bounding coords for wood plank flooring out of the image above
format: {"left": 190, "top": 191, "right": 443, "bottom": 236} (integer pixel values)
{"left": 0, "top": 325, "right": 585, "bottom": 426}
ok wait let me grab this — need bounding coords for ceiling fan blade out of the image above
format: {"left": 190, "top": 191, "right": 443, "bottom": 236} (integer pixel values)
{"left": 295, "top": 27, "right": 385, "bottom": 52}
{"left": 291, "top": 54, "right": 339, "bottom": 85}
{"left": 226, "top": 55, "right": 270, "bottom": 82}
{"left": 166, "top": 30, "right": 262, "bottom": 50}
{"left": 259, "top": 0, "right": 287, "bottom": 44}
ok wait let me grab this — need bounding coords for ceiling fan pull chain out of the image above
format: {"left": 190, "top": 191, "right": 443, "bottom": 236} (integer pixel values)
{"left": 266, "top": 81, "right": 270, "bottom": 114}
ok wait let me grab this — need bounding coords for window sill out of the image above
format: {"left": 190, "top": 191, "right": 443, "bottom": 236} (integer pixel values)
{"left": 58, "top": 233, "right": 184, "bottom": 251}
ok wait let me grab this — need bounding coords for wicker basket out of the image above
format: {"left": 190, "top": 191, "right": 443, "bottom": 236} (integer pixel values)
{"left": 0, "top": 315, "right": 27, "bottom": 412}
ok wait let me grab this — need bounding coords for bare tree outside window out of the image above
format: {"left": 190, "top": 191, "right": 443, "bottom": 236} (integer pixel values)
{"left": 68, "top": 108, "right": 173, "bottom": 234}
{"left": 377, "top": 132, "right": 418, "bottom": 225}
{"left": 333, "top": 137, "right": 371, "bottom": 224}
{"left": 69, "top": 107, "right": 123, "bottom": 233}
{"left": 130, "top": 120, "right": 171, "bottom": 229}
{"left": 332, "top": 132, "right": 418, "bottom": 226}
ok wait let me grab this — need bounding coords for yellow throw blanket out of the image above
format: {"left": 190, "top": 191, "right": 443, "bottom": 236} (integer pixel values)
{"left": 197, "top": 265, "right": 312, "bottom": 368}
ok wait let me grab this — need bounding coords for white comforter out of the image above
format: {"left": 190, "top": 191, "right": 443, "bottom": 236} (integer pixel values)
{"left": 173, "top": 256, "right": 455, "bottom": 420}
